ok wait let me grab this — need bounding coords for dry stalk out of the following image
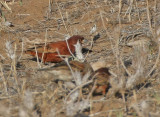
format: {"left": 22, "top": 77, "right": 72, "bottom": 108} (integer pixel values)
{"left": 153, "top": 0, "right": 157, "bottom": 28}
{"left": 89, "top": 108, "right": 125, "bottom": 117}
{"left": 18, "top": 38, "right": 24, "bottom": 61}
{"left": 65, "top": 80, "right": 93, "bottom": 101}
{"left": 147, "top": 46, "right": 160, "bottom": 77}
{"left": 146, "top": 27, "right": 160, "bottom": 77}
{"left": 131, "top": 100, "right": 152, "bottom": 117}
{"left": 56, "top": 48, "right": 66, "bottom": 61}
{"left": 135, "top": 0, "right": 141, "bottom": 22}
{"left": 99, "top": 10, "right": 116, "bottom": 58}
{"left": 126, "top": 44, "right": 147, "bottom": 89}
{"left": 56, "top": 1, "right": 69, "bottom": 35}
{"left": 133, "top": 90, "right": 137, "bottom": 103}
{"left": 117, "top": 0, "right": 122, "bottom": 74}
{"left": 65, "top": 38, "right": 76, "bottom": 58}
{"left": 154, "top": 0, "right": 157, "bottom": 12}
{"left": 48, "top": 0, "right": 52, "bottom": 13}
{"left": 118, "top": 0, "right": 122, "bottom": 16}
{"left": 56, "top": 46, "right": 81, "bottom": 81}
{"left": 138, "top": 43, "right": 160, "bottom": 92}
{"left": 87, "top": 78, "right": 97, "bottom": 100}
{"left": 54, "top": 31, "right": 67, "bottom": 37}
{"left": 45, "top": 0, "right": 52, "bottom": 19}
{"left": 120, "top": 56, "right": 131, "bottom": 77}
{"left": 0, "top": 64, "right": 8, "bottom": 95}
{"left": 121, "top": 90, "right": 128, "bottom": 113}
{"left": 65, "top": 58, "right": 76, "bottom": 81}
{"left": 21, "top": 78, "right": 26, "bottom": 97}
{"left": 84, "top": 36, "right": 94, "bottom": 61}
{"left": 34, "top": 43, "right": 41, "bottom": 68}
{"left": 56, "top": 50, "right": 76, "bottom": 85}
{"left": 12, "top": 43, "right": 20, "bottom": 94}
{"left": 48, "top": 87, "right": 59, "bottom": 103}
{"left": 0, "top": 1, "right": 12, "bottom": 12}
{"left": 123, "top": 0, "right": 133, "bottom": 21}
{"left": 0, "top": 54, "right": 5, "bottom": 60}
{"left": 146, "top": 0, "right": 155, "bottom": 37}
{"left": 118, "top": 1, "right": 129, "bottom": 113}
{"left": 57, "top": 35, "right": 83, "bottom": 61}
{"left": 87, "top": 80, "right": 97, "bottom": 115}
{"left": 41, "top": 29, "right": 48, "bottom": 64}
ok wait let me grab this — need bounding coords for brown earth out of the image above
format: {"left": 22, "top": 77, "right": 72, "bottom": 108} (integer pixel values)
{"left": 0, "top": 0, "right": 160, "bottom": 117}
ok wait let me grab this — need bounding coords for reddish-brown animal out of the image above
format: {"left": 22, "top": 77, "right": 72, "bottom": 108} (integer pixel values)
{"left": 38, "top": 60, "right": 111, "bottom": 95}
{"left": 25, "top": 35, "right": 84, "bottom": 63}
{"left": 93, "top": 67, "right": 111, "bottom": 95}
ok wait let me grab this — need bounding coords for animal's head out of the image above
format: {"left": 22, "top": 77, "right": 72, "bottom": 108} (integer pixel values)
{"left": 67, "top": 35, "right": 84, "bottom": 45}
{"left": 94, "top": 67, "right": 111, "bottom": 83}
{"left": 95, "top": 67, "right": 111, "bottom": 75}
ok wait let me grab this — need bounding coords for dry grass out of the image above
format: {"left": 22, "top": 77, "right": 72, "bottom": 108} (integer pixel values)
{"left": 0, "top": 0, "right": 160, "bottom": 116}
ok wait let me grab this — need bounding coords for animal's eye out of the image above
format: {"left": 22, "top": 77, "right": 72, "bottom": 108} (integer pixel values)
{"left": 80, "top": 39, "right": 84, "bottom": 43}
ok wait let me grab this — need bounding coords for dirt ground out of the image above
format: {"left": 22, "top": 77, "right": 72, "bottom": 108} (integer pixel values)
{"left": 0, "top": 0, "right": 160, "bottom": 117}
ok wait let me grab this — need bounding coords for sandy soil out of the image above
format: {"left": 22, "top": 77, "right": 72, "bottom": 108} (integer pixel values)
{"left": 0, "top": 0, "right": 160, "bottom": 117}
